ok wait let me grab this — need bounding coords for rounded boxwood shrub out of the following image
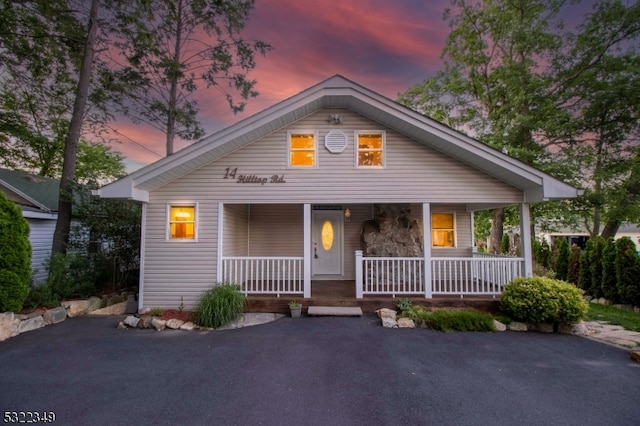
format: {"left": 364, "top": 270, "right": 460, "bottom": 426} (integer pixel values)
{"left": 194, "top": 283, "right": 246, "bottom": 328}
{"left": 0, "top": 192, "right": 31, "bottom": 312}
{"left": 500, "top": 277, "right": 588, "bottom": 324}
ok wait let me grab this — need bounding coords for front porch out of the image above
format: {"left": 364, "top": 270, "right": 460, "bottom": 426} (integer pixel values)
{"left": 245, "top": 280, "right": 501, "bottom": 314}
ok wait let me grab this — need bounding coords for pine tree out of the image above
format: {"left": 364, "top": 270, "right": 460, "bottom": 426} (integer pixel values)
{"left": 567, "top": 244, "right": 581, "bottom": 285}
{"left": 590, "top": 236, "right": 606, "bottom": 299}
{"left": 578, "top": 239, "right": 593, "bottom": 293}
{"left": 555, "top": 238, "right": 570, "bottom": 281}
{"left": 615, "top": 237, "right": 640, "bottom": 306}
{"left": 601, "top": 237, "right": 617, "bottom": 302}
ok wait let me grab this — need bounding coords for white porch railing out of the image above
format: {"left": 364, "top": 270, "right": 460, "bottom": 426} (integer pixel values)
{"left": 220, "top": 257, "right": 304, "bottom": 296}
{"left": 355, "top": 251, "right": 523, "bottom": 298}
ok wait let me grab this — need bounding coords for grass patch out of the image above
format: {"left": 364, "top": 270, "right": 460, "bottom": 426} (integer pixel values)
{"left": 586, "top": 303, "right": 640, "bottom": 332}
{"left": 402, "top": 306, "right": 495, "bottom": 332}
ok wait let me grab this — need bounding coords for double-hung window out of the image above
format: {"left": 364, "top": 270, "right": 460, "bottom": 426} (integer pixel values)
{"left": 432, "top": 213, "right": 455, "bottom": 247}
{"left": 356, "top": 131, "right": 384, "bottom": 167}
{"left": 168, "top": 204, "right": 197, "bottom": 241}
{"left": 288, "top": 131, "right": 317, "bottom": 167}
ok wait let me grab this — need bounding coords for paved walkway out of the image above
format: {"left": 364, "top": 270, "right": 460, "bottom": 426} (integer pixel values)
{"left": 583, "top": 321, "right": 640, "bottom": 349}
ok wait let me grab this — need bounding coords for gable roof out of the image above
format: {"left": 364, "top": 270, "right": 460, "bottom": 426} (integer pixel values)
{"left": 0, "top": 168, "right": 60, "bottom": 213}
{"left": 96, "top": 75, "right": 581, "bottom": 204}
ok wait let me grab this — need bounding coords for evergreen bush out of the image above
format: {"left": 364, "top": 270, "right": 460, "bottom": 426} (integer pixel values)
{"left": 567, "top": 244, "right": 581, "bottom": 285}
{"left": 601, "top": 237, "right": 618, "bottom": 302}
{"left": 500, "top": 234, "right": 510, "bottom": 255}
{"left": 194, "top": 283, "right": 246, "bottom": 328}
{"left": 615, "top": 237, "right": 640, "bottom": 306}
{"left": 0, "top": 193, "right": 31, "bottom": 312}
{"left": 500, "top": 277, "right": 588, "bottom": 324}
{"left": 578, "top": 239, "right": 593, "bottom": 294}
{"left": 589, "top": 236, "right": 606, "bottom": 299}
{"left": 555, "top": 238, "right": 570, "bottom": 281}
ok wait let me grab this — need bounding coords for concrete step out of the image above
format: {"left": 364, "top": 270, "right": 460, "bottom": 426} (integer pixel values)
{"left": 307, "top": 306, "right": 363, "bottom": 317}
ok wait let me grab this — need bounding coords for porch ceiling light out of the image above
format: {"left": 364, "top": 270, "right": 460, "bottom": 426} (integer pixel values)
{"left": 344, "top": 208, "right": 351, "bottom": 222}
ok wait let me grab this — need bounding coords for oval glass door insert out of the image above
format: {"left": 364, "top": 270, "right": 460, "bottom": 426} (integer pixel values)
{"left": 321, "top": 220, "right": 334, "bottom": 250}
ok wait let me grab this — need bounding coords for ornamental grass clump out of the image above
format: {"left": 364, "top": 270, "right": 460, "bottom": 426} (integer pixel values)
{"left": 500, "top": 277, "right": 588, "bottom": 324}
{"left": 194, "top": 283, "right": 246, "bottom": 328}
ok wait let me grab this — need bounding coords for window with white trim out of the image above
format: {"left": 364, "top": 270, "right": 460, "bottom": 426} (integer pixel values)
{"left": 432, "top": 213, "right": 455, "bottom": 247}
{"left": 356, "top": 131, "right": 384, "bottom": 167}
{"left": 168, "top": 204, "right": 197, "bottom": 240}
{"left": 288, "top": 131, "right": 317, "bottom": 167}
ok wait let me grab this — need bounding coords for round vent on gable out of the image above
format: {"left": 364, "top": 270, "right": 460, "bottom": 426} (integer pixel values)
{"left": 324, "top": 130, "right": 348, "bottom": 153}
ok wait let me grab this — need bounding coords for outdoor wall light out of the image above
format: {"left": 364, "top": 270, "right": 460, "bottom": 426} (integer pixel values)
{"left": 344, "top": 208, "right": 351, "bottom": 222}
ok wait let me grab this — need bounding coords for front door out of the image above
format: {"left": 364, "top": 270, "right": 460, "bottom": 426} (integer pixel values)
{"left": 312, "top": 210, "right": 343, "bottom": 275}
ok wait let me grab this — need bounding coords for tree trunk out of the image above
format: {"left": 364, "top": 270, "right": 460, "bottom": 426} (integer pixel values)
{"left": 488, "top": 207, "right": 505, "bottom": 254}
{"left": 51, "top": 0, "right": 99, "bottom": 255}
{"left": 165, "top": 0, "right": 183, "bottom": 156}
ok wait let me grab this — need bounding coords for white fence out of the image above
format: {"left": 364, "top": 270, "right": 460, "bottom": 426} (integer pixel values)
{"left": 220, "top": 257, "right": 304, "bottom": 296}
{"left": 360, "top": 257, "right": 425, "bottom": 297}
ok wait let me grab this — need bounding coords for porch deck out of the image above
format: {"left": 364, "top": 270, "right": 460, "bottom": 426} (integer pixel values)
{"left": 245, "top": 280, "right": 501, "bottom": 315}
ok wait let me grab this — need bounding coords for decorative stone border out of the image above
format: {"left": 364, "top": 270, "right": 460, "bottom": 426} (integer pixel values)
{"left": 0, "top": 293, "right": 136, "bottom": 342}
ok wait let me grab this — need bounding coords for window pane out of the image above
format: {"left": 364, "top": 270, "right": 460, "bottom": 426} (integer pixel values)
{"left": 358, "top": 134, "right": 382, "bottom": 149}
{"left": 321, "top": 220, "right": 334, "bottom": 250}
{"left": 432, "top": 213, "right": 453, "bottom": 229}
{"left": 358, "top": 151, "right": 382, "bottom": 166}
{"left": 171, "top": 223, "right": 195, "bottom": 239}
{"left": 432, "top": 230, "right": 454, "bottom": 247}
{"left": 290, "top": 134, "right": 315, "bottom": 149}
{"left": 290, "top": 151, "right": 315, "bottom": 166}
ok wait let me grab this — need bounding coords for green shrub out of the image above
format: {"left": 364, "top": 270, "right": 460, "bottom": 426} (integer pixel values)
{"left": 615, "top": 237, "right": 640, "bottom": 306}
{"left": 194, "top": 283, "right": 246, "bottom": 328}
{"left": 396, "top": 298, "right": 412, "bottom": 313}
{"left": 0, "top": 193, "right": 31, "bottom": 312}
{"left": 500, "top": 277, "right": 589, "bottom": 324}
{"left": 567, "top": 244, "right": 581, "bottom": 285}
{"left": 23, "top": 283, "right": 60, "bottom": 309}
{"left": 578, "top": 239, "right": 593, "bottom": 294}
{"left": 500, "top": 234, "right": 510, "bottom": 255}
{"left": 46, "top": 253, "right": 97, "bottom": 300}
{"left": 601, "top": 237, "right": 618, "bottom": 302}
{"left": 554, "top": 238, "right": 570, "bottom": 281}
{"left": 590, "top": 236, "right": 606, "bottom": 298}
{"left": 422, "top": 309, "right": 496, "bottom": 332}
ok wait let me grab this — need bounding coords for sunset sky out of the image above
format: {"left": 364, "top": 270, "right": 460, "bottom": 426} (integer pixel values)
{"left": 111, "top": 0, "right": 597, "bottom": 172}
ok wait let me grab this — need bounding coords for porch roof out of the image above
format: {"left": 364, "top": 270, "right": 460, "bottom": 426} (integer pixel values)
{"left": 96, "top": 75, "right": 581, "bottom": 203}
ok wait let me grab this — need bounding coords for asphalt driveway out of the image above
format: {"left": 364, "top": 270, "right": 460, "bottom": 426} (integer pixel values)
{"left": 1, "top": 315, "right": 639, "bottom": 426}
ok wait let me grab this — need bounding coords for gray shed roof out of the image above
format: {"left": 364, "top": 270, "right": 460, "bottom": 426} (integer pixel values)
{"left": 0, "top": 168, "right": 60, "bottom": 212}
{"left": 97, "top": 75, "right": 581, "bottom": 203}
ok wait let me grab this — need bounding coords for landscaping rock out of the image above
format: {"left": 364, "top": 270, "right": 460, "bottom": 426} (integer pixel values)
{"left": 397, "top": 318, "right": 415, "bottom": 328}
{"left": 166, "top": 319, "right": 184, "bottom": 329}
{"left": 16, "top": 310, "right": 45, "bottom": 320}
{"left": 631, "top": 351, "right": 640, "bottom": 364}
{"left": 62, "top": 300, "right": 91, "bottom": 318}
{"left": 558, "top": 321, "right": 588, "bottom": 335}
{"left": 508, "top": 322, "right": 528, "bottom": 331}
{"left": 493, "top": 320, "right": 507, "bottom": 332}
{"left": 376, "top": 308, "right": 397, "bottom": 320}
{"left": 18, "top": 315, "right": 45, "bottom": 334}
{"left": 138, "top": 316, "right": 153, "bottom": 329}
{"left": 151, "top": 317, "right": 166, "bottom": 331}
{"left": 180, "top": 322, "right": 196, "bottom": 331}
{"left": 117, "top": 321, "right": 127, "bottom": 330}
{"left": 87, "top": 296, "right": 102, "bottom": 313}
{"left": 43, "top": 307, "right": 67, "bottom": 325}
{"left": 0, "top": 312, "right": 19, "bottom": 341}
{"left": 530, "top": 323, "right": 554, "bottom": 333}
{"left": 88, "top": 301, "right": 127, "bottom": 316}
{"left": 381, "top": 317, "right": 398, "bottom": 328}
{"left": 124, "top": 316, "right": 140, "bottom": 328}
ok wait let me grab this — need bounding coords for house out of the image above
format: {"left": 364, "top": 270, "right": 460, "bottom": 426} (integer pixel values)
{"left": 540, "top": 224, "right": 640, "bottom": 253}
{"left": 0, "top": 168, "right": 59, "bottom": 283}
{"left": 95, "top": 75, "right": 581, "bottom": 312}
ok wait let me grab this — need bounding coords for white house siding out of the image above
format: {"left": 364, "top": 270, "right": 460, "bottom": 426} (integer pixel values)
{"left": 141, "top": 108, "right": 524, "bottom": 308}
{"left": 27, "top": 218, "right": 56, "bottom": 283}
{"left": 245, "top": 204, "right": 303, "bottom": 256}
{"left": 223, "top": 204, "right": 249, "bottom": 256}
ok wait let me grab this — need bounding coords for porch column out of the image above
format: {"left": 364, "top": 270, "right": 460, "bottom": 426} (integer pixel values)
{"left": 216, "top": 202, "right": 224, "bottom": 283}
{"left": 355, "top": 250, "right": 363, "bottom": 299}
{"left": 519, "top": 203, "right": 533, "bottom": 277}
{"left": 422, "top": 203, "right": 433, "bottom": 298}
{"left": 138, "top": 203, "right": 147, "bottom": 312}
{"left": 303, "top": 204, "right": 311, "bottom": 298}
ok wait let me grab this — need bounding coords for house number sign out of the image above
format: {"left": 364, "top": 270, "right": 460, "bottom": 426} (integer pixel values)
{"left": 223, "top": 167, "right": 286, "bottom": 186}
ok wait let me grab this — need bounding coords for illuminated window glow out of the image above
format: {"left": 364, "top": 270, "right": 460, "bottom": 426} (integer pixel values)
{"left": 356, "top": 131, "right": 384, "bottom": 167}
{"left": 321, "top": 220, "right": 334, "bottom": 250}
{"left": 289, "top": 132, "right": 316, "bottom": 167}
{"left": 169, "top": 205, "right": 196, "bottom": 239}
{"left": 432, "top": 213, "right": 455, "bottom": 247}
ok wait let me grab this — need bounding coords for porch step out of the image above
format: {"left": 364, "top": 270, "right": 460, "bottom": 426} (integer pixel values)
{"left": 307, "top": 306, "right": 363, "bottom": 317}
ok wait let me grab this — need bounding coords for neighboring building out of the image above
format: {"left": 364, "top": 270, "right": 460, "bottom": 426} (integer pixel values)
{"left": 0, "top": 168, "right": 59, "bottom": 283}
{"left": 540, "top": 224, "right": 640, "bottom": 253}
{"left": 96, "top": 75, "right": 581, "bottom": 311}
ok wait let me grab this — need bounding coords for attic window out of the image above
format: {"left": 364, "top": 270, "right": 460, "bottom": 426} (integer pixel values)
{"left": 288, "top": 131, "right": 317, "bottom": 167}
{"left": 356, "top": 131, "right": 384, "bottom": 167}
